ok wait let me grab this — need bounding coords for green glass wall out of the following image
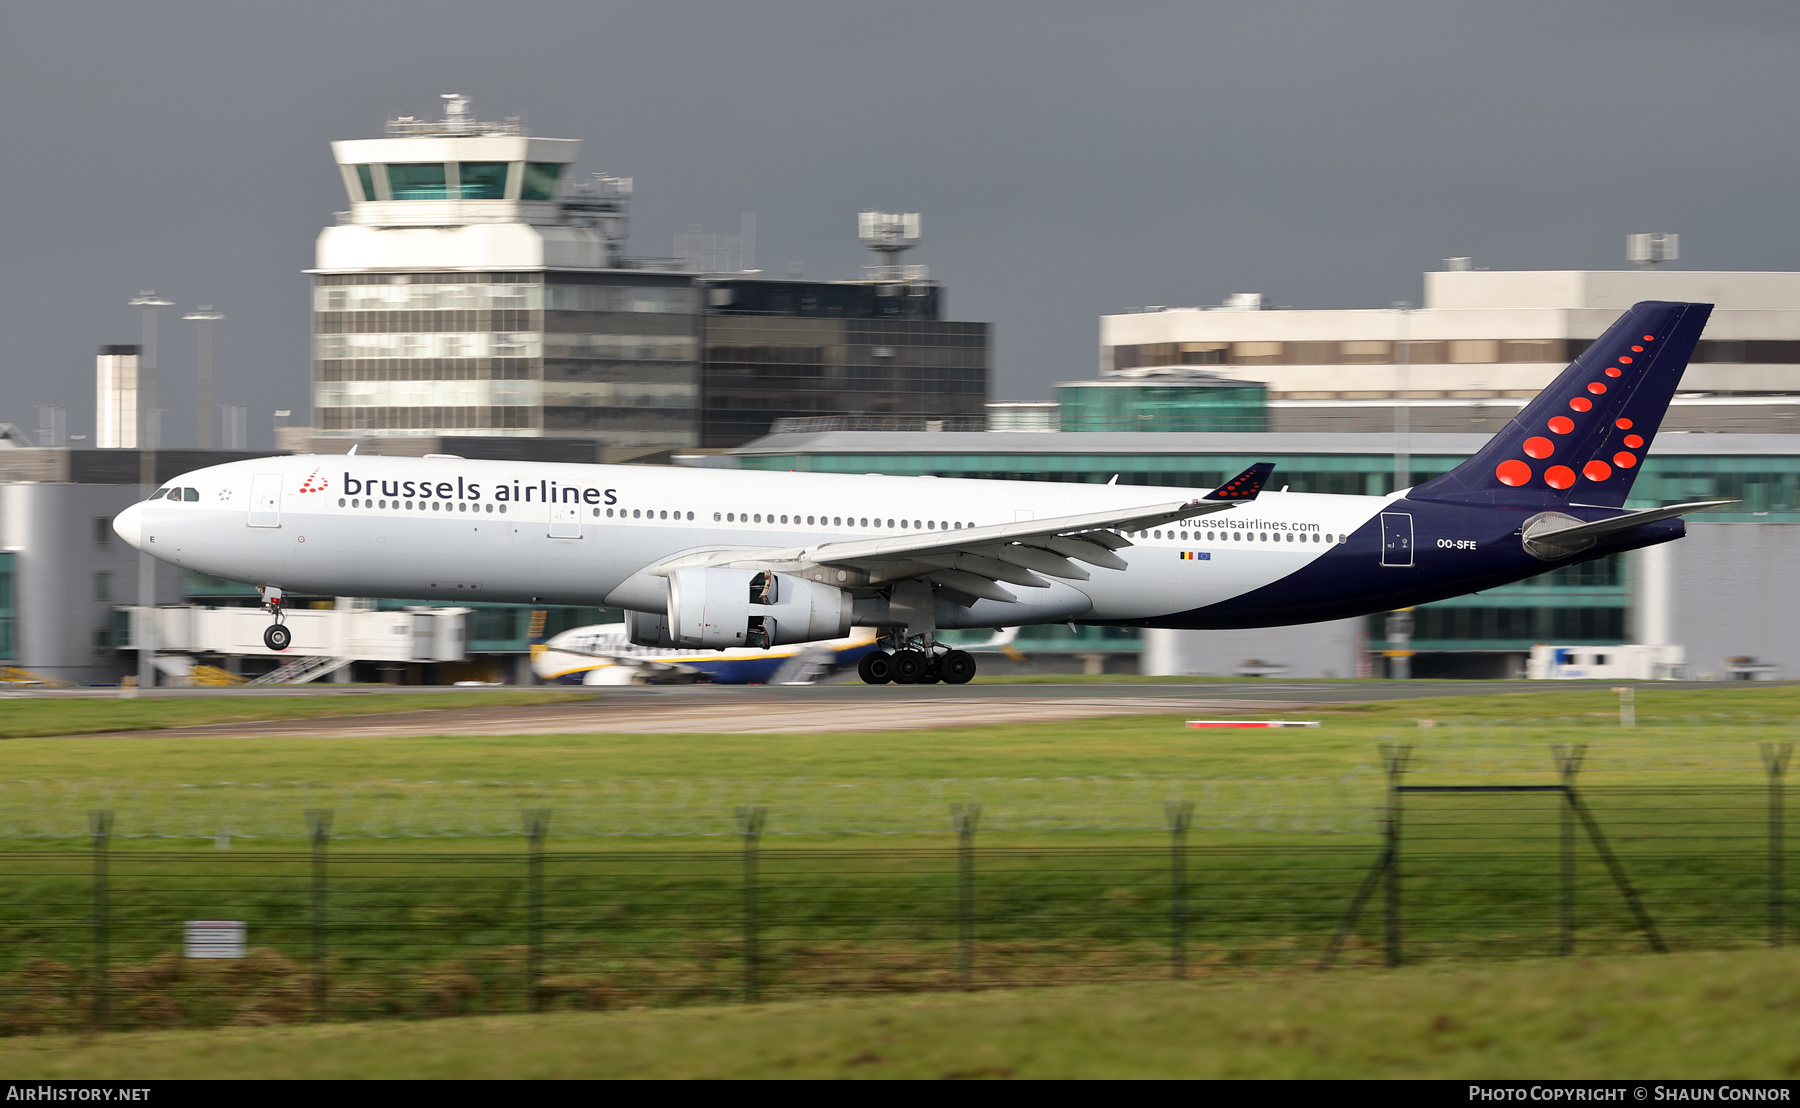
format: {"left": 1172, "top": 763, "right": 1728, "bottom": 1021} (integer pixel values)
{"left": 1056, "top": 382, "right": 1268, "bottom": 433}
{"left": 0, "top": 552, "right": 14, "bottom": 659}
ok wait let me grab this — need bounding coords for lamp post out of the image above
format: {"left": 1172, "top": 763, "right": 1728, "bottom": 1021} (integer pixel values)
{"left": 184, "top": 307, "right": 224, "bottom": 449}
{"left": 274, "top": 409, "right": 291, "bottom": 451}
{"left": 127, "top": 291, "right": 172, "bottom": 695}
{"left": 1392, "top": 301, "right": 1412, "bottom": 493}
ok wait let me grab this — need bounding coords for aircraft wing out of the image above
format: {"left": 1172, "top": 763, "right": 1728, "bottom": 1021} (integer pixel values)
{"left": 651, "top": 463, "right": 1274, "bottom": 605}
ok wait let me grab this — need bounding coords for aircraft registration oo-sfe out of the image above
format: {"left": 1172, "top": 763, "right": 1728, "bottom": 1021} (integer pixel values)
{"left": 114, "top": 301, "right": 1732, "bottom": 686}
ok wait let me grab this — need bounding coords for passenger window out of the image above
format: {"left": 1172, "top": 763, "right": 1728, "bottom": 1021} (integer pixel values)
{"left": 928, "top": 521, "right": 935, "bottom": 529}
{"left": 859, "top": 517, "right": 867, "bottom": 527}
{"left": 687, "top": 512, "right": 694, "bottom": 521}
{"left": 833, "top": 517, "right": 841, "bottom": 526}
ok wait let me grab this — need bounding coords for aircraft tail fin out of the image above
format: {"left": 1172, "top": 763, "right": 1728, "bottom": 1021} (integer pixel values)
{"left": 1411, "top": 301, "right": 1711, "bottom": 508}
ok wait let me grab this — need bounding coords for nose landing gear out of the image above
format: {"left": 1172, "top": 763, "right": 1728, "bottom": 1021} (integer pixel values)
{"left": 258, "top": 587, "right": 291, "bottom": 652}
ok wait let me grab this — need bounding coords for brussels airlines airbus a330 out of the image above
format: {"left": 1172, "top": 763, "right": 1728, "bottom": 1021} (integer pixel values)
{"left": 115, "top": 301, "right": 1729, "bottom": 685}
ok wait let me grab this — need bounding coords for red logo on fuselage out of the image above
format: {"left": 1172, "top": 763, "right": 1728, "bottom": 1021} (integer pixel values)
{"left": 297, "top": 468, "right": 330, "bottom": 494}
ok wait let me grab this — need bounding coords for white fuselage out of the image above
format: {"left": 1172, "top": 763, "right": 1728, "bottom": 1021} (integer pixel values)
{"left": 117, "top": 454, "right": 1395, "bottom": 629}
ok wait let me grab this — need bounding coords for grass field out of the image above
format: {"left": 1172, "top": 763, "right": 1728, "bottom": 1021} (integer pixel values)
{"left": 0, "top": 684, "right": 1790, "bottom": 1036}
{"left": 0, "top": 689, "right": 591, "bottom": 741}
{"left": 3, "top": 948, "right": 1797, "bottom": 1078}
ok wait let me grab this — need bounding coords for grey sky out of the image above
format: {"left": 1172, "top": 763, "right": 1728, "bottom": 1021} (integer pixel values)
{"left": 3, "top": 1, "right": 1798, "bottom": 448}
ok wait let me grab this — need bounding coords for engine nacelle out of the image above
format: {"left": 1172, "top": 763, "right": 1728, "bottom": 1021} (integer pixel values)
{"left": 625, "top": 610, "right": 679, "bottom": 648}
{"left": 667, "top": 568, "right": 852, "bottom": 649}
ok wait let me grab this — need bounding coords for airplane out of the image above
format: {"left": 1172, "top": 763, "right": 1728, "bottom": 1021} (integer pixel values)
{"left": 113, "top": 301, "right": 1731, "bottom": 686}
{"left": 531, "top": 617, "right": 880, "bottom": 685}
{"left": 531, "top": 620, "right": 1020, "bottom": 685}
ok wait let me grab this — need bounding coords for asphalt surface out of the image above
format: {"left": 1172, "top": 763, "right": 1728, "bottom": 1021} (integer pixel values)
{"left": 29, "top": 678, "right": 1780, "bottom": 740}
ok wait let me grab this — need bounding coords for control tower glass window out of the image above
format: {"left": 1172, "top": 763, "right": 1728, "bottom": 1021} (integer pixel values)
{"left": 457, "top": 162, "right": 509, "bottom": 200}
{"left": 387, "top": 162, "right": 450, "bottom": 200}
{"left": 520, "top": 162, "right": 566, "bottom": 202}
{"left": 353, "top": 164, "right": 376, "bottom": 201}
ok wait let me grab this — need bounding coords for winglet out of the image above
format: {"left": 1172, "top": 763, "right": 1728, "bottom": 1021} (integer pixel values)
{"left": 1203, "top": 462, "right": 1276, "bottom": 502}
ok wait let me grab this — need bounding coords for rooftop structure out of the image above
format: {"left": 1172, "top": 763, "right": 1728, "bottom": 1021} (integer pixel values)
{"left": 1101, "top": 267, "right": 1800, "bottom": 435}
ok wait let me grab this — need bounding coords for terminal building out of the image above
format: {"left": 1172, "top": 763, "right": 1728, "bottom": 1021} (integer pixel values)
{"left": 1100, "top": 266, "right": 1800, "bottom": 434}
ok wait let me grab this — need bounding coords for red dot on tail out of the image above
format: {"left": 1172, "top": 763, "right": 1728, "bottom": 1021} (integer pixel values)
{"left": 1624, "top": 434, "right": 1644, "bottom": 448}
{"left": 1548, "top": 416, "right": 1575, "bottom": 434}
{"left": 1588, "top": 382, "right": 1608, "bottom": 394}
{"left": 1615, "top": 417, "right": 1633, "bottom": 429}
{"left": 1570, "top": 397, "right": 1593, "bottom": 412}
{"left": 1523, "top": 436, "right": 1554, "bottom": 459}
{"left": 1613, "top": 451, "right": 1638, "bottom": 468}
{"left": 1631, "top": 345, "right": 1644, "bottom": 352}
{"left": 1583, "top": 460, "right": 1613, "bottom": 482}
{"left": 1643, "top": 335, "right": 1655, "bottom": 341}
{"left": 1619, "top": 356, "right": 1633, "bottom": 364}
{"left": 1545, "top": 465, "right": 1576, "bottom": 490}
{"left": 1495, "top": 459, "right": 1532, "bottom": 487}
{"left": 1605, "top": 367, "right": 1622, "bottom": 377}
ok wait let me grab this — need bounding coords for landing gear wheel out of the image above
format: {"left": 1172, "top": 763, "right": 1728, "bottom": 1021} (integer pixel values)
{"left": 916, "top": 657, "right": 942, "bottom": 685}
{"left": 263, "top": 624, "right": 292, "bottom": 652}
{"left": 939, "top": 650, "right": 977, "bottom": 685}
{"left": 891, "top": 650, "right": 928, "bottom": 684}
{"left": 858, "top": 651, "right": 894, "bottom": 685}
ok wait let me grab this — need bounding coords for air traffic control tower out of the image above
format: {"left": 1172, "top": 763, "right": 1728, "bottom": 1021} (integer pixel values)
{"left": 311, "top": 95, "right": 700, "bottom": 448}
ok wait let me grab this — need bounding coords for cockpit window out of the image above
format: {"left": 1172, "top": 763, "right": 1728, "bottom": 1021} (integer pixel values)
{"left": 183, "top": 488, "right": 200, "bottom": 502}
{"left": 148, "top": 488, "right": 169, "bottom": 500}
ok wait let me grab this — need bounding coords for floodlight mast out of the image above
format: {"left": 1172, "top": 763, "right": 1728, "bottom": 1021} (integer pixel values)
{"left": 127, "top": 290, "right": 173, "bottom": 695}
{"left": 184, "top": 307, "right": 224, "bottom": 449}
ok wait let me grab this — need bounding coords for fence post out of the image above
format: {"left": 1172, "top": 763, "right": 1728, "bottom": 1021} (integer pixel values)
{"left": 89, "top": 810, "right": 113, "bottom": 1032}
{"left": 736, "top": 806, "right": 766, "bottom": 1003}
{"left": 306, "top": 809, "right": 332, "bottom": 1019}
{"left": 951, "top": 804, "right": 980, "bottom": 990}
{"left": 1613, "top": 686, "right": 1635, "bottom": 727}
{"left": 1554, "top": 745, "right": 1587, "bottom": 956}
{"left": 1381, "top": 745, "right": 1410, "bottom": 968}
{"left": 522, "top": 809, "right": 550, "bottom": 1013}
{"left": 1765, "top": 743, "right": 1793, "bottom": 948}
{"left": 1165, "top": 801, "right": 1193, "bottom": 980}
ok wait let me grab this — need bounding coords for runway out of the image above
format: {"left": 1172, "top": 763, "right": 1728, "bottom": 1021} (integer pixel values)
{"left": 39, "top": 679, "right": 1737, "bottom": 740}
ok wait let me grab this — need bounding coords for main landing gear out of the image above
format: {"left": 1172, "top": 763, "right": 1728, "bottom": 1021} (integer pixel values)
{"left": 857, "top": 638, "right": 976, "bottom": 686}
{"left": 259, "top": 587, "right": 291, "bottom": 652}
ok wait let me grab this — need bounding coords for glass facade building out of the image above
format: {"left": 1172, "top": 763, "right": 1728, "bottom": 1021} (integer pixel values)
{"left": 1055, "top": 376, "right": 1268, "bottom": 433}
{"left": 312, "top": 271, "right": 700, "bottom": 445}
{"left": 0, "top": 551, "right": 14, "bottom": 660}
{"left": 699, "top": 279, "right": 988, "bottom": 448}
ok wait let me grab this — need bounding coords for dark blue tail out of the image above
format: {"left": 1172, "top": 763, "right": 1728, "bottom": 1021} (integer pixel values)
{"left": 1412, "top": 301, "right": 1711, "bottom": 508}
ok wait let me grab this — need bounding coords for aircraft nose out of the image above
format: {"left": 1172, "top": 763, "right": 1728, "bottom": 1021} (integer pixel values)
{"left": 113, "top": 503, "right": 145, "bottom": 549}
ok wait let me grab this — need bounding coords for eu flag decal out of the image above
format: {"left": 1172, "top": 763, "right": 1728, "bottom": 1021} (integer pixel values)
{"left": 1180, "top": 551, "right": 1211, "bottom": 561}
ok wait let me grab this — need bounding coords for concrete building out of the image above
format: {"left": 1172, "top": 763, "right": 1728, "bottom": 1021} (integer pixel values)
{"left": 94, "top": 345, "right": 140, "bottom": 449}
{"left": 1101, "top": 269, "right": 1800, "bottom": 435}
{"left": 309, "top": 98, "right": 989, "bottom": 452}
{"left": 311, "top": 96, "right": 699, "bottom": 448}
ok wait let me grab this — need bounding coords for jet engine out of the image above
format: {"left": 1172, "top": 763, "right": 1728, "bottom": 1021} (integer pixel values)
{"left": 666, "top": 568, "right": 852, "bottom": 649}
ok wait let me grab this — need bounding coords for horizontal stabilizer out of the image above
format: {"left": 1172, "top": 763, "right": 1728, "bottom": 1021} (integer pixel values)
{"left": 1527, "top": 499, "right": 1738, "bottom": 544}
